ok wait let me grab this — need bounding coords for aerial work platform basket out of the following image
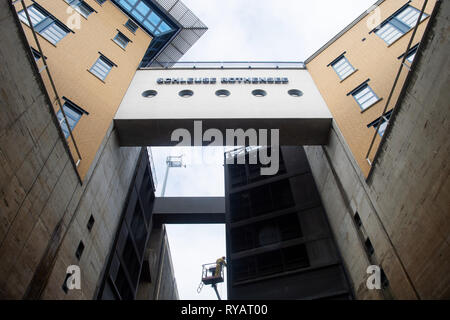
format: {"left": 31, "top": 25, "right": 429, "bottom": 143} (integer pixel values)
{"left": 202, "top": 263, "right": 224, "bottom": 285}
{"left": 197, "top": 262, "right": 225, "bottom": 299}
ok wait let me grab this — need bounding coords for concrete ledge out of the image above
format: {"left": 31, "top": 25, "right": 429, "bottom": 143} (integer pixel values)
{"left": 153, "top": 197, "right": 225, "bottom": 224}
{"left": 114, "top": 118, "right": 332, "bottom": 146}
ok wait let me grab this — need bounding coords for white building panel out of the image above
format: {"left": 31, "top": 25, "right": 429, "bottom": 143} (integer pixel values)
{"left": 115, "top": 66, "right": 332, "bottom": 146}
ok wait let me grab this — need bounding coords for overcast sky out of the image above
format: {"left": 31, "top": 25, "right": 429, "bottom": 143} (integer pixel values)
{"left": 154, "top": 0, "right": 378, "bottom": 300}
{"left": 181, "top": 0, "right": 378, "bottom": 61}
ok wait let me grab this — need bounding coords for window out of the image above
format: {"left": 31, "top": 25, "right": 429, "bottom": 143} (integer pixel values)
{"left": 90, "top": 55, "right": 115, "bottom": 80}
{"left": 331, "top": 56, "right": 355, "bottom": 80}
{"left": 179, "top": 90, "right": 194, "bottom": 98}
{"left": 65, "top": 0, "right": 95, "bottom": 18}
{"left": 354, "top": 212, "right": 362, "bottom": 228}
{"left": 114, "top": 0, "right": 173, "bottom": 35}
{"left": 350, "top": 82, "right": 380, "bottom": 111}
{"left": 216, "top": 89, "right": 231, "bottom": 97}
{"left": 125, "top": 19, "right": 139, "bottom": 33}
{"left": 31, "top": 48, "right": 42, "bottom": 61}
{"left": 87, "top": 215, "right": 95, "bottom": 231}
{"left": 142, "top": 90, "right": 157, "bottom": 98}
{"left": 57, "top": 102, "right": 84, "bottom": 138}
{"left": 95, "top": 0, "right": 107, "bottom": 5}
{"left": 406, "top": 47, "right": 418, "bottom": 63}
{"left": 75, "top": 241, "right": 85, "bottom": 260}
{"left": 399, "top": 44, "right": 419, "bottom": 64}
{"left": 18, "top": 5, "right": 70, "bottom": 45}
{"left": 365, "top": 238, "right": 375, "bottom": 256}
{"left": 380, "top": 268, "right": 390, "bottom": 289}
{"left": 375, "top": 5, "right": 428, "bottom": 45}
{"left": 252, "top": 89, "right": 267, "bottom": 97}
{"left": 113, "top": 31, "right": 130, "bottom": 49}
{"left": 368, "top": 110, "right": 393, "bottom": 137}
{"left": 62, "top": 273, "right": 71, "bottom": 294}
{"left": 288, "top": 89, "right": 303, "bottom": 97}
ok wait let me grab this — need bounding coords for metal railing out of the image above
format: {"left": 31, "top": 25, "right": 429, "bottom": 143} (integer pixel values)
{"left": 365, "top": 0, "right": 429, "bottom": 165}
{"left": 142, "top": 61, "right": 306, "bottom": 69}
{"left": 201, "top": 262, "right": 224, "bottom": 280}
{"left": 225, "top": 146, "right": 262, "bottom": 161}
{"left": 15, "top": 0, "right": 83, "bottom": 170}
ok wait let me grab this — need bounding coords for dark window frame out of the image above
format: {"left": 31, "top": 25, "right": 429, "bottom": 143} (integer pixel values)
{"left": 113, "top": 30, "right": 132, "bottom": 49}
{"left": 65, "top": 0, "right": 97, "bottom": 18}
{"left": 329, "top": 54, "right": 356, "bottom": 80}
{"left": 372, "top": 4, "right": 428, "bottom": 45}
{"left": 18, "top": 3, "right": 72, "bottom": 45}
{"left": 348, "top": 81, "right": 380, "bottom": 111}
{"left": 89, "top": 53, "right": 117, "bottom": 81}
{"left": 367, "top": 110, "right": 393, "bottom": 137}
{"left": 125, "top": 19, "right": 139, "bottom": 33}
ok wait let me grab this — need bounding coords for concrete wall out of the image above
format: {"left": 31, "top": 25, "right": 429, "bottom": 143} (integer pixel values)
{"left": 154, "top": 226, "right": 179, "bottom": 300}
{"left": 306, "top": 0, "right": 437, "bottom": 176}
{"left": 367, "top": 0, "right": 449, "bottom": 298}
{"left": 0, "top": 1, "right": 141, "bottom": 299}
{"left": 13, "top": 0, "right": 152, "bottom": 179}
{"left": 305, "top": 124, "right": 412, "bottom": 299}
{"left": 39, "top": 130, "right": 141, "bottom": 300}
{"left": 305, "top": 0, "right": 449, "bottom": 299}
{"left": 137, "top": 225, "right": 179, "bottom": 300}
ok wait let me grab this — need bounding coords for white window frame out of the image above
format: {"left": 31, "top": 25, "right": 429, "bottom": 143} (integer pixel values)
{"left": 57, "top": 103, "right": 83, "bottom": 138}
{"left": 331, "top": 56, "right": 356, "bottom": 80}
{"left": 406, "top": 48, "right": 418, "bottom": 63}
{"left": 375, "top": 5, "right": 428, "bottom": 45}
{"left": 113, "top": 32, "right": 130, "bottom": 49}
{"left": 351, "top": 83, "right": 380, "bottom": 111}
{"left": 89, "top": 55, "right": 115, "bottom": 81}
{"left": 18, "top": 5, "right": 69, "bottom": 45}
{"left": 65, "top": 0, "right": 95, "bottom": 19}
{"left": 368, "top": 111, "right": 393, "bottom": 137}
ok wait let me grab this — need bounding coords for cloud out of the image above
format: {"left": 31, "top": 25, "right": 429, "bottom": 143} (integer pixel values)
{"left": 166, "top": 224, "right": 227, "bottom": 300}
{"left": 150, "top": 147, "right": 225, "bottom": 197}
{"left": 181, "top": 0, "right": 378, "bottom": 61}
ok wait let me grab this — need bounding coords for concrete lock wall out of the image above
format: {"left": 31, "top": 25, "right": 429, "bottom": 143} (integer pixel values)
{"left": 0, "top": 1, "right": 141, "bottom": 299}
{"left": 305, "top": 0, "right": 449, "bottom": 299}
{"left": 114, "top": 68, "right": 333, "bottom": 146}
{"left": 136, "top": 225, "right": 179, "bottom": 300}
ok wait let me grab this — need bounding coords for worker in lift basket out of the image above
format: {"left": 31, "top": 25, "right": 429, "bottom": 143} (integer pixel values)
{"left": 215, "top": 256, "right": 227, "bottom": 277}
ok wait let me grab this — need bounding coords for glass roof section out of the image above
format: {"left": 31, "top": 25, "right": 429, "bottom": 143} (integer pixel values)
{"left": 115, "top": 0, "right": 174, "bottom": 36}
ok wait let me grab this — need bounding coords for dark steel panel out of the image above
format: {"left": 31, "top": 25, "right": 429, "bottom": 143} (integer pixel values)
{"left": 97, "top": 149, "right": 156, "bottom": 300}
{"left": 152, "top": 197, "right": 225, "bottom": 224}
{"left": 225, "top": 147, "right": 353, "bottom": 300}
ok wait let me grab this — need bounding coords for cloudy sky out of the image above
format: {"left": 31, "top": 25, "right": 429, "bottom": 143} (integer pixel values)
{"left": 153, "top": 0, "right": 378, "bottom": 300}
{"left": 181, "top": 0, "right": 378, "bottom": 61}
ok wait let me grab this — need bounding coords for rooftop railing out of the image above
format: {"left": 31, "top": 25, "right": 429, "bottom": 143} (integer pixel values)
{"left": 365, "top": 0, "right": 432, "bottom": 170}
{"left": 13, "top": 0, "right": 83, "bottom": 182}
{"left": 142, "top": 61, "right": 306, "bottom": 69}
